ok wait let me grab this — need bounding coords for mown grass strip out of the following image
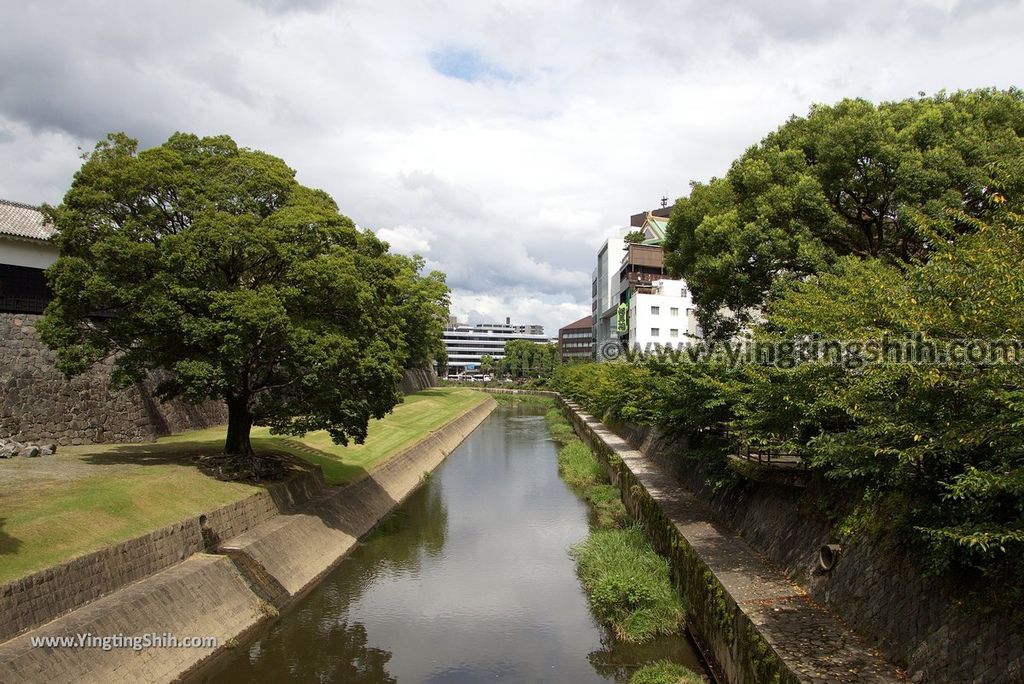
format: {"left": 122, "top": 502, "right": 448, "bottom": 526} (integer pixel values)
{"left": 0, "top": 387, "right": 487, "bottom": 583}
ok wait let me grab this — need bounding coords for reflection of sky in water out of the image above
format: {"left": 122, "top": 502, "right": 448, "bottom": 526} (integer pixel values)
{"left": 209, "top": 405, "right": 701, "bottom": 683}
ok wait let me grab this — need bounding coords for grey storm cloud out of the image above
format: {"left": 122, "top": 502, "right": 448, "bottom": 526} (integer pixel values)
{"left": 1, "top": 0, "right": 1022, "bottom": 334}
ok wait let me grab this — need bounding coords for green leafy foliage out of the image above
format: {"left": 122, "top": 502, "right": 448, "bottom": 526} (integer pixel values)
{"left": 554, "top": 208, "right": 1024, "bottom": 589}
{"left": 39, "top": 132, "right": 448, "bottom": 466}
{"left": 495, "top": 339, "right": 559, "bottom": 381}
{"left": 664, "top": 89, "right": 1024, "bottom": 338}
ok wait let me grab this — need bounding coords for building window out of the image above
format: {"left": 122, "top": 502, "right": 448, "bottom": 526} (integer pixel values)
{"left": 670, "top": 329, "right": 679, "bottom": 337}
{"left": 651, "top": 328, "right": 660, "bottom": 337}
{"left": 670, "top": 307, "right": 679, "bottom": 316}
{"left": 651, "top": 306, "right": 660, "bottom": 315}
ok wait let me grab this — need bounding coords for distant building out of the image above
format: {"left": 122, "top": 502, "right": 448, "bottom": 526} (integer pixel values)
{"left": 439, "top": 317, "right": 547, "bottom": 377}
{"left": 0, "top": 199, "right": 58, "bottom": 314}
{"left": 558, "top": 315, "right": 593, "bottom": 363}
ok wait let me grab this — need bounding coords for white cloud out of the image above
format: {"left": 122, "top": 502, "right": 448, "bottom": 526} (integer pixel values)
{"left": 376, "top": 225, "right": 435, "bottom": 254}
{"left": 1, "top": 0, "right": 1022, "bottom": 335}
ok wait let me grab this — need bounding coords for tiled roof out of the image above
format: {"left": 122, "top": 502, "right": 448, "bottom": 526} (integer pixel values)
{"left": 0, "top": 199, "right": 57, "bottom": 241}
{"left": 560, "top": 315, "right": 593, "bottom": 332}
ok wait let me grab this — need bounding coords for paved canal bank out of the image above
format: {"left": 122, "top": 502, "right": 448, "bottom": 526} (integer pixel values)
{"left": 202, "top": 402, "right": 703, "bottom": 683}
{"left": 559, "top": 397, "right": 901, "bottom": 684}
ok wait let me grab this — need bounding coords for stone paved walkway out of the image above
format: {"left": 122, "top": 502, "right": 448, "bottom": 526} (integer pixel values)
{"left": 569, "top": 402, "right": 903, "bottom": 684}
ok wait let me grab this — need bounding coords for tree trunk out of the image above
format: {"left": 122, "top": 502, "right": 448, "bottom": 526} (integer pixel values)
{"left": 224, "top": 396, "right": 255, "bottom": 458}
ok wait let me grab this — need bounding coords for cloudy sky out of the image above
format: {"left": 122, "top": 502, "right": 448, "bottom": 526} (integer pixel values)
{"left": 2, "top": 0, "right": 1022, "bottom": 335}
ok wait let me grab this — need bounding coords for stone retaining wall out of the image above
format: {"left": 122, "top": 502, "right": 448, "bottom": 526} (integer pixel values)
{"left": 560, "top": 397, "right": 900, "bottom": 684}
{"left": 614, "top": 418, "right": 1024, "bottom": 684}
{"left": 0, "top": 313, "right": 441, "bottom": 446}
{"left": 0, "top": 469, "right": 324, "bottom": 644}
{"left": 0, "top": 313, "right": 226, "bottom": 445}
{"left": 399, "top": 367, "right": 439, "bottom": 394}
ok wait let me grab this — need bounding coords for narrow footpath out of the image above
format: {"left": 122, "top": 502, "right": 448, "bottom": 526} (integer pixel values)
{"left": 563, "top": 399, "right": 902, "bottom": 684}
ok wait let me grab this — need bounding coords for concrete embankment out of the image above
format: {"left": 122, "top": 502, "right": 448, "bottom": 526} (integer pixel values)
{"left": 219, "top": 397, "right": 498, "bottom": 605}
{"left": 558, "top": 396, "right": 900, "bottom": 684}
{"left": 0, "top": 396, "right": 496, "bottom": 684}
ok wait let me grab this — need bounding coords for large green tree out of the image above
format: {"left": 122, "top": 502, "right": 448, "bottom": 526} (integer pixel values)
{"left": 39, "top": 132, "right": 448, "bottom": 473}
{"left": 664, "top": 89, "right": 1024, "bottom": 338}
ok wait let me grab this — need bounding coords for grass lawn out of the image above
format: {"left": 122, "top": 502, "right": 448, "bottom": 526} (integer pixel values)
{"left": 0, "top": 387, "right": 487, "bottom": 584}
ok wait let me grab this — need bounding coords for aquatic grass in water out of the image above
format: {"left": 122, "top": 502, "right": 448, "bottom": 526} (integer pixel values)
{"left": 629, "top": 659, "right": 704, "bottom": 684}
{"left": 570, "top": 526, "right": 684, "bottom": 643}
{"left": 557, "top": 440, "right": 605, "bottom": 488}
{"left": 489, "top": 392, "right": 556, "bottom": 407}
{"left": 584, "top": 483, "right": 629, "bottom": 530}
{"left": 546, "top": 407, "right": 577, "bottom": 446}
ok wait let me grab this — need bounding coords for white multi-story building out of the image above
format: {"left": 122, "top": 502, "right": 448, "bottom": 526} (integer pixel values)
{"left": 439, "top": 318, "right": 548, "bottom": 377}
{"left": 590, "top": 209, "right": 703, "bottom": 360}
{"left": 626, "top": 279, "right": 700, "bottom": 351}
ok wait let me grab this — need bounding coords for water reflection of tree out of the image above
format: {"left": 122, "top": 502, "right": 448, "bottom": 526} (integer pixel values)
{"left": 215, "top": 620, "right": 395, "bottom": 683}
{"left": 587, "top": 632, "right": 703, "bottom": 683}
{"left": 358, "top": 479, "right": 449, "bottom": 569}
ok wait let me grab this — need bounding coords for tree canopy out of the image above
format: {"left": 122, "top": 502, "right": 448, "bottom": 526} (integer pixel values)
{"left": 39, "top": 132, "right": 449, "bottom": 473}
{"left": 663, "top": 89, "right": 1024, "bottom": 338}
{"left": 496, "top": 339, "right": 558, "bottom": 381}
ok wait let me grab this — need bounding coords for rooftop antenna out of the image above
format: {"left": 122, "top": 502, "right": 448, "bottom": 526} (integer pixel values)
{"left": 660, "top": 196, "right": 669, "bottom": 208}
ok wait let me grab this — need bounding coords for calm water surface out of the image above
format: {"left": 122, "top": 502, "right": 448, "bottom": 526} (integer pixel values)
{"left": 204, "top": 403, "right": 702, "bottom": 683}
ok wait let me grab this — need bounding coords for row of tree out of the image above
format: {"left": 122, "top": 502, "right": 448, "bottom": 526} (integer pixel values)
{"left": 478, "top": 339, "right": 559, "bottom": 381}
{"left": 40, "top": 133, "right": 450, "bottom": 471}
{"left": 556, "top": 89, "right": 1024, "bottom": 597}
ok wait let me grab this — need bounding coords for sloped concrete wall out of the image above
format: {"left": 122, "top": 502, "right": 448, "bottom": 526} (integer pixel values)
{"left": 0, "top": 554, "right": 269, "bottom": 684}
{"left": 0, "top": 470, "right": 323, "bottom": 644}
{"left": 221, "top": 396, "right": 496, "bottom": 604}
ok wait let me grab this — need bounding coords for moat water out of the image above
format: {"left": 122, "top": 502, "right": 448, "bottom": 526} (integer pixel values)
{"left": 203, "top": 403, "right": 702, "bottom": 683}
